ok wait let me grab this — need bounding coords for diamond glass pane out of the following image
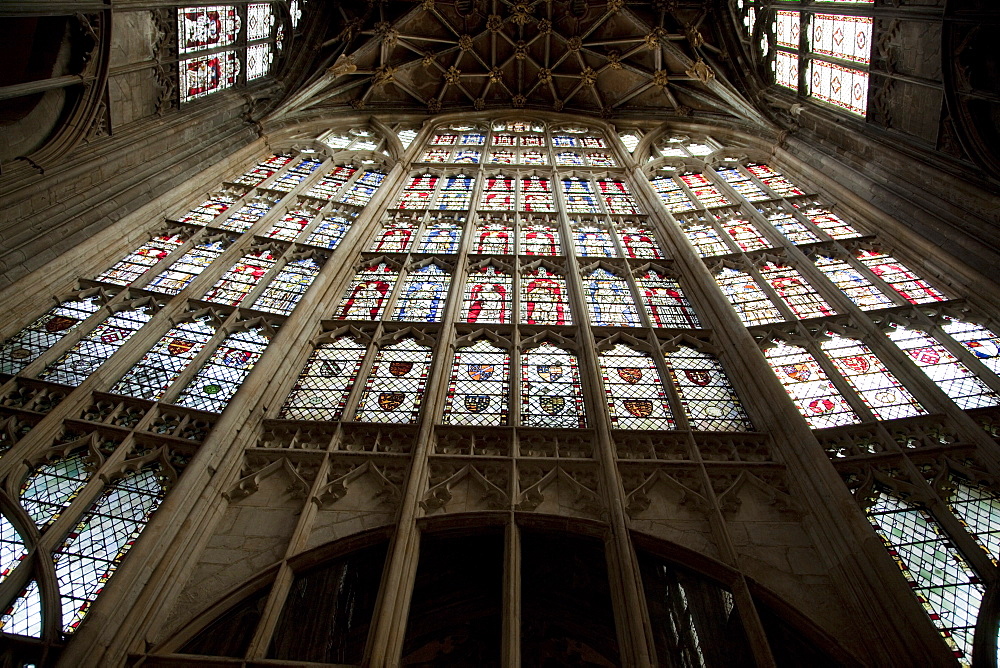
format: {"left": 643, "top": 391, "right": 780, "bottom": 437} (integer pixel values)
{"left": 0, "top": 297, "right": 102, "bottom": 375}
{"left": 637, "top": 269, "right": 701, "bottom": 329}
{"left": 250, "top": 258, "right": 321, "bottom": 315}
{"left": 96, "top": 234, "right": 186, "bottom": 286}
{"left": 774, "top": 50, "right": 799, "bottom": 90}
{"left": 949, "top": 480, "right": 1000, "bottom": 566}
{"left": 887, "top": 327, "right": 999, "bottom": 409}
{"left": 146, "top": 240, "right": 229, "bottom": 295}
{"left": 280, "top": 337, "right": 367, "bottom": 420}
{"left": 392, "top": 264, "right": 451, "bottom": 322}
{"left": 54, "top": 468, "right": 165, "bottom": 634}
{"left": 598, "top": 344, "right": 675, "bottom": 430}
{"left": 247, "top": 3, "right": 275, "bottom": 40}
{"left": 856, "top": 250, "right": 947, "bottom": 304}
{"left": 811, "top": 14, "right": 872, "bottom": 64}
{"left": 355, "top": 338, "right": 433, "bottom": 424}
{"left": 441, "top": 339, "right": 510, "bottom": 426}
{"left": 775, "top": 10, "right": 800, "bottom": 49}
{"left": 867, "top": 492, "right": 982, "bottom": 664}
{"left": 40, "top": 308, "right": 153, "bottom": 387}
{"left": 758, "top": 262, "right": 837, "bottom": 319}
{"left": 821, "top": 335, "right": 925, "bottom": 420}
{"left": 521, "top": 343, "right": 587, "bottom": 428}
{"left": 813, "top": 255, "right": 895, "bottom": 309}
{"left": 0, "top": 580, "right": 42, "bottom": 638}
{"left": 941, "top": 319, "right": 1000, "bottom": 376}
{"left": 461, "top": 265, "right": 512, "bottom": 324}
{"left": 521, "top": 266, "right": 572, "bottom": 325}
{"left": 175, "top": 329, "right": 271, "bottom": 412}
{"left": 585, "top": 269, "right": 640, "bottom": 327}
{"left": 247, "top": 43, "right": 273, "bottom": 80}
{"left": 809, "top": 60, "right": 868, "bottom": 116}
{"left": 764, "top": 342, "right": 860, "bottom": 428}
{"left": 110, "top": 319, "right": 216, "bottom": 400}
{"left": 714, "top": 268, "right": 784, "bottom": 326}
{"left": 666, "top": 346, "right": 753, "bottom": 431}
{"left": 202, "top": 249, "right": 277, "bottom": 306}
{"left": 335, "top": 263, "right": 398, "bottom": 320}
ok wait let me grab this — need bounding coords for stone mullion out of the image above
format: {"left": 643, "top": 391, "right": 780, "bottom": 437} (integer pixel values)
{"left": 155, "top": 308, "right": 245, "bottom": 405}
{"left": 740, "top": 259, "right": 803, "bottom": 323}
{"left": 243, "top": 451, "right": 334, "bottom": 659}
{"left": 794, "top": 333, "right": 882, "bottom": 424}
{"left": 502, "top": 519, "right": 522, "bottom": 668}
{"left": 926, "top": 320, "right": 1000, "bottom": 399}
{"left": 842, "top": 247, "right": 928, "bottom": 308}
{"left": 551, "top": 173, "right": 657, "bottom": 668}
{"left": 119, "top": 225, "right": 212, "bottom": 292}
{"left": 630, "top": 166, "right": 957, "bottom": 665}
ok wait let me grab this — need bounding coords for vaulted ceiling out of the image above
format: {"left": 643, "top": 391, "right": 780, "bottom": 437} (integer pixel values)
{"left": 275, "top": 0, "right": 769, "bottom": 127}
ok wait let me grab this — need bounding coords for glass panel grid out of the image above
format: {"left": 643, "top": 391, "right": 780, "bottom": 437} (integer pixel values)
{"left": 250, "top": 258, "right": 321, "bottom": 315}
{"left": 441, "top": 339, "right": 510, "bottom": 426}
{"left": 341, "top": 171, "right": 386, "bottom": 207}
{"left": 306, "top": 213, "right": 353, "bottom": 250}
{"left": 0, "top": 297, "right": 103, "bottom": 375}
{"left": 202, "top": 250, "right": 277, "bottom": 306}
{"left": 391, "top": 264, "right": 451, "bottom": 323}
{"left": 809, "top": 60, "right": 868, "bottom": 116}
{"left": 666, "top": 346, "right": 753, "bottom": 431}
{"left": 651, "top": 176, "right": 697, "bottom": 213}
{"left": 175, "top": 328, "right": 271, "bottom": 412}
{"left": 572, "top": 224, "right": 618, "bottom": 258}
{"left": 948, "top": 480, "right": 1000, "bottom": 566}
{"left": 335, "top": 263, "right": 399, "bottom": 321}
{"left": 96, "top": 234, "right": 186, "bottom": 286}
{"left": 461, "top": 265, "right": 512, "bottom": 324}
{"left": 941, "top": 319, "right": 1000, "bottom": 377}
{"left": 821, "top": 335, "right": 926, "bottom": 420}
{"left": 757, "top": 262, "right": 837, "bottom": 319}
{"left": 811, "top": 14, "right": 872, "bottom": 65}
{"left": 0, "top": 579, "right": 42, "bottom": 637}
{"left": 715, "top": 268, "right": 784, "bottom": 326}
{"left": 304, "top": 166, "right": 357, "bottom": 200}
{"left": 178, "top": 6, "right": 239, "bottom": 55}
{"left": 764, "top": 342, "right": 860, "bottom": 429}
{"left": 178, "top": 193, "right": 239, "bottom": 225}
{"left": 521, "top": 266, "right": 572, "bottom": 325}
{"left": 180, "top": 51, "right": 240, "bottom": 103}
{"left": 813, "top": 255, "right": 895, "bottom": 310}
{"left": 219, "top": 200, "right": 272, "bottom": 233}
{"left": 40, "top": 309, "right": 153, "bottom": 387}
{"left": 584, "top": 269, "right": 640, "bottom": 327}
{"left": 637, "top": 270, "right": 701, "bottom": 329}
{"left": 110, "top": 319, "right": 216, "bottom": 400}
{"left": 616, "top": 224, "right": 664, "bottom": 259}
{"left": 280, "top": 337, "right": 367, "bottom": 420}
{"left": 355, "top": 338, "right": 433, "bottom": 424}
{"left": 521, "top": 343, "right": 587, "bottom": 428}
{"left": 520, "top": 223, "right": 561, "bottom": 256}
{"left": 856, "top": 251, "right": 947, "bottom": 304}
{"left": 146, "top": 240, "right": 229, "bottom": 294}
{"left": 722, "top": 218, "right": 771, "bottom": 252}
{"left": 472, "top": 221, "right": 514, "bottom": 255}
{"left": 599, "top": 344, "right": 675, "bottom": 430}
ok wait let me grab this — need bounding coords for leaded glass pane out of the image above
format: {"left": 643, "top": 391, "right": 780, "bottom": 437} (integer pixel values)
{"left": 178, "top": 6, "right": 239, "bottom": 55}
{"left": 0, "top": 517, "right": 27, "bottom": 585}
{"left": 562, "top": 178, "right": 600, "bottom": 213}
{"left": 714, "top": 268, "right": 784, "bottom": 326}
{"left": 811, "top": 14, "right": 872, "bottom": 65}
{"left": 355, "top": 338, "right": 433, "bottom": 424}
{"left": 775, "top": 10, "right": 800, "bottom": 49}
{"left": 20, "top": 453, "right": 91, "bottom": 529}
{"left": 746, "top": 164, "right": 807, "bottom": 198}
{"left": 250, "top": 258, "right": 321, "bottom": 315}
{"left": 765, "top": 211, "right": 819, "bottom": 244}
{"left": 949, "top": 480, "right": 1000, "bottom": 566}
{"left": 715, "top": 168, "right": 768, "bottom": 202}
{"left": 584, "top": 269, "right": 639, "bottom": 327}
{"left": 480, "top": 176, "right": 515, "bottom": 211}
{"left": 110, "top": 319, "right": 216, "bottom": 400}
{"left": 521, "top": 177, "right": 555, "bottom": 212}
{"left": 247, "top": 3, "right": 274, "bottom": 41}
{"left": 461, "top": 266, "right": 511, "bottom": 324}
{"left": 637, "top": 270, "right": 701, "bottom": 329}
{"left": 146, "top": 240, "right": 229, "bottom": 295}
{"left": 796, "top": 203, "right": 862, "bottom": 239}
{"left": 666, "top": 346, "right": 753, "bottom": 431}
{"left": 441, "top": 339, "right": 510, "bottom": 426}
{"left": 616, "top": 224, "right": 664, "bottom": 259}
{"left": 520, "top": 223, "right": 561, "bottom": 256}
{"left": 369, "top": 218, "right": 418, "bottom": 253}
{"left": 774, "top": 50, "right": 799, "bottom": 90}
{"left": 857, "top": 250, "right": 947, "bottom": 304}
{"left": 472, "top": 221, "right": 514, "bottom": 254}
{"left": 521, "top": 266, "right": 572, "bottom": 325}
{"left": 598, "top": 180, "right": 642, "bottom": 215}
{"left": 202, "top": 249, "right": 277, "bottom": 306}
{"left": 417, "top": 222, "right": 462, "bottom": 253}
{"left": 763, "top": 342, "right": 860, "bottom": 428}
{"left": 757, "top": 261, "right": 837, "bottom": 319}
{"left": 680, "top": 174, "right": 732, "bottom": 208}
{"left": 96, "top": 234, "right": 186, "bottom": 286}
{"left": 219, "top": 200, "right": 272, "bottom": 233}
{"left": 0, "top": 297, "right": 102, "bottom": 375}
{"left": 40, "top": 308, "right": 153, "bottom": 387}
{"left": 809, "top": 60, "right": 868, "bottom": 116}
{"left": 306, "top": 213, "right": 352, "bottom": 250}
{"left": 335, "top": 263, "right": 398, "bottom": 320}
{"left": 821, "top": 334, "right": 925, "bottom": 420}
{"left": 180, "top": 51, "right": 240, "bottom": 103}
{"left": 867, "top": 492, "right": 982, "bottom": 664}
{"left": 521, "top": 343, "right": 587, "bottom": 428}
{"left": 270, "top": 158, "right": 323, "bottom": 192}
{"left": 0, "top": 579, "right": 42, "bottom": 637}
{"left": 177, "top": 192, "right": 240, "bottom": 225}
{"left": 264, "top": 210, "right": 314, "bottom": 241}
{"left": 232, "top": 154, "right": 291, "bottom": 187}
{"left": 280, "top": 337, "right": 367, "bottom": 420}
{"left": 887, "top": 327, "right": 999, "bottom": 409}
{"left": 341, "top": 171, "right": 386, "bottom": 207}
{"left": 437, "top": 175, "right": 475, "bottom": 210}
{"left": 246, "top": 43, "right": 274, "bottom": 80}
{"left": 54, "top": 468, "right": 165, "bottom": 634}
{"left": 941, "top": 319, "right": 1000, "bottom": 376}
{"left": 598, "top": 344, "right": 675, "bottom": 430}
{"left": 392, "top": 264, "right": 451, "bottom": 322}
{"left": 682, "top": 219, "right": 731, "bottom": 257}
{"left": 175, "top": 328, "right": 271, "bottom": 412}
{"left": 572, "top": 224, "right": 618, "bottom": 257}
{"left": 305, "top": 166, "right": 357, "bottom": 200}
{"left": 651, "top": 176, "right": 697, "bottom": 213}
{"left": 813, "top": 255, "right": 895, "bottom": 309}
{"left": 722, "top": 218, "right": 771, "bottom": 252}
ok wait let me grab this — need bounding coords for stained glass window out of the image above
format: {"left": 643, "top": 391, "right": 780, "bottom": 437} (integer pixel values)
{"left": 438, "top": 175, "right": 475, "bottom": 210}
{"left": 246, "top": 43, "right": 274, "bottom": 80}
{"left": 681, "top": 174, "right": 732, "bottom": 209}
{"left": 96, "top": 234, "right": 186, "bottom": 286}
{"left": 572, "top": 224, "right": 618, "bottom": 258}
{"left": 0, "top": 580, "right": 41, "bottom": 638}
{"left": 774, "top": 51, "right": 799, "bottom": 90}
{"left": 280, "top": 336, "right": 367, "bottom": 420}
{"left": 421, "top": 148, "right": 449, "bottom": 163}
{"left": 461, "top": 265, "right": 511, "bottom": 324}
{"left": 180, "top": 51, "right": 240, "bottom": 103}
{"left": 812, "top": 14, "right": 872, "bottom": 64}
{"left": 584, "top": 269, "right": 640, "bottom": 327}
{"left": 521, "top": 177, "right": 555, "bottom": 212}
{"left": 520, "top": 222, "right": 561, "bottom": 256}
{"left": 202, "top": 249, "right": 277, "bottom": 306}
{"left": 722, "top": 218, "right": 771, "bottom": 252}
{"left": 354, "top": 338, "right": 433, "bottom": 424}
{"left": 714, "top": 267, "right": 784, "bottom": 326}
{"left": 265, "top": 210, "right": 314, "bottom": 241}
{"left": 392, "top": 264, "right": 451, "bottom": 322}
{"left": 369, "top": 217, "right": 418, "bottom": 253}
{"left": 716, "top": 167, "right": 768, "bottom": 202}
{"left": 598, "top": 180, "right": 642, "bottom": 215}
{"left": 232, "top": 154, "right": 291, "bottom": 187}
{"left": 616, "top": 224, "right": 664, "bottom": 259}
{"left": 746, "top": 164, "right": 807, "bottom": 197}
{"left": 472, "top": 220, "right": 513, "bottom": 254}
{"left": 618, "top": 132, "right": 641, "bottom": 153}
{"left": 637, "top": 269, "right": 701, "bottom": 329}
{"left": 220, "top": 200, "right": 272, "bottom": 233}
{"left": 175, "top": 328, "right": 271, "bottom": 412}
{"left": 270, "top": 158, "right": 323, "bottom": 192}
{"left": 562, "top": 178, "right": 600, "bottom": 214}
{"left": 480, "top": 176, "right": 515, "bottom": 211}
{"left": 335, "top": 262, "right": 398, "bottom": 320}
{"left": 813, "top": 255, "right": 895, "bottom": 310}
{"left": 177, "top": 192, "right": 240, "bottom": 225}
{"left": 757, "top": 261, "right": 837, "bottom": 319}
{"left": 146, "top": 239, "right": 229, "bottom": 294}
{"left": 856, "top": 250, "right": 947, "bottom": 304}
{"left": 341, "top": 170, "right": 386, "bottom": 207}
{"left": 521, "top": 343, "right": 587, "bottom": 428}
{"left": 556, "top": 151, "right": 586, "bottom": 167}
{"left": 886, "top": 327, "right": 999, "bottom": 410}
{"left": 304, "top": 166, "right": 356, "bottom": 200}
{"left": 665, "top": 346, "right": 753, "bottom": 431}
{"left": 651, "top": 176, "right": 696, "bottom": 213}
{"left": 681, "top": 216, "right": 731, "bottom": 257}
{"left": 763, "top": 342, "right": 860, "bottom": 429}
{"left": 0, "top": 296, "right": 103, "bottom": 375}
{"left": 764, "top": 210, "right": 820, "bottom": 244}
{"left": 441, "top": 339, "right": 510, "bottom": 426}
{"left": 39, "top": 308, "right": 153, "bottom": 387}
{"left": 306, "top": 213, "right": 352, "bottom": 250}
{"left": 178, "top": 6, "right": 239, "bottom": 55}
{"left": 54, "top": 467, "right": 166, "bottom": 633}
{"left": 775, "top": 10, "right": 800, "bottom": 49}
{"left": 488, "top": 149, "right": 515, "bottom": 165}
{"left": 941, "top": 318, "right": 1000, "bottom": 376}
{"left": 809, "top": 60, "right": 868, "bottom": 116}
{"left": 598, "top": 344, "right": 675, "bottom": 430}
{"left": 521, "top": 266, "right": 572, "bottom": 326}
{"left": 867, "top": 492, "right": 982, "bottom": 662}
{"left": 418, "top": 221, "right": 462, "bottom": 254}
{"left": 820, "top": 334, "right": 925, "bottom": 420}
{"left": 249, "top": 258, "right": 321, "bottom": 315}
{"left": 797, "top": 203, "right": 862, "bottom": 239}
{"left": 110, "top": 318, "right": 216, "bottom": 400}
{"left": 948, "top": 480, "right": 1000, "bottom": 565}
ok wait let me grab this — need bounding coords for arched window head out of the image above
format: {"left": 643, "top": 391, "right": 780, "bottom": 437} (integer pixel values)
{"left": 441, "top": 339, "right": 510, "bottom": 427}
{"left": 355, "top": 338, "right": 434, "bottom": 424}
{"left": 598, "top": 344, "right": 675, "bottom": 430}
{"left": 521, "top": 343, "right": 587, "bottom": 429}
